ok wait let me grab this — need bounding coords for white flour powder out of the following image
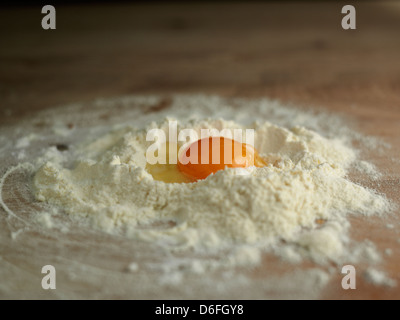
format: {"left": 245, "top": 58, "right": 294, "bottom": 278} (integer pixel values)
{"left": 32, "top": 95, "right": 391, "bottom": 266}
{"left": 1, "top": 94, "right": 397, "bottom": 298}
{"left": 364, "top": 268, "right": 397, "bottom": 287}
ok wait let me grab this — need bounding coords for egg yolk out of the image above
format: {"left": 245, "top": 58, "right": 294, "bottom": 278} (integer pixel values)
{"left": 178, "top": 136, "right": 266, "bottom": 181}
{"left": 146, "top": 142, "right": 193, "bottom": 183}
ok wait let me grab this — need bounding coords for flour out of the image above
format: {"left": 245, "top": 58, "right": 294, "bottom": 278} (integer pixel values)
{"left": 2, "top": 94, "right": 395, "bottom": 298}
{"left": 364, "top": 268, "right": 397, "bottom": 287}
{"left": 32, "top": 95, "right": 391, "bottom": 266}
{"left": 10, "top": 229, "right": 24, "bottom": 240}
{"left": 15, "top": 133, "right": 38, "bottom": 149}
{"left": 127, "top": 262, "right": 139, "bottom": 273}
{"left": 354, "top": 160, "right": 382, "bottom": 181}
{"left": 385, "top": 248, "right": 392, "bottom": 256}
{"left": 35, "top": 212, "right": 54, "bottom": 229}
{"left": 346, "top": 239, "right": 382, "bottom": 264}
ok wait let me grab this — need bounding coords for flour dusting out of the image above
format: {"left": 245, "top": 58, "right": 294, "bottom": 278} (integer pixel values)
{"left": 1, "top": 94, "right": 396, "bottom": 298}
{"left": 364, "top": 268, "right": 397, "bottom": 287}
{"left": 31, "top": 95, "right": 391, "bottom": 265}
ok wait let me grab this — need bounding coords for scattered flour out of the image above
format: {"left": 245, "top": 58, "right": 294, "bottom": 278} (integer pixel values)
{"left": 127, "top": 262, "right": 139, "bottom": 273}
{"left": 31, "top": 95, "right": 392, "bottom": 267}
{"left": 10, "top": 229, "right": 24, "bottom": 240}
{"left": 354, "top": 160, "right": 382, "bottom": 181}
{"left": 32, "top": 115, "right": 389, "bottom": 264}
{"left": 1, "top": 94, "right": 396, "bottom": 298}
{"left": 52, "top": 121, "right": 74, "bottom": 137}
{"left": 385, "top": 248, "right": 392, "bottom": 256}
{"left": 15, "top": 133, "right": 38, "bottom": 149}
{"left": 35, "top": 212, "right": 54, "bottom": 229}
{"left": 364, "top": 268, "right": 397, "bottom": 288}
{"left": 17, "top": 150, "right": 26, "bottom": 160}
{"left": 351, "top": 240, "right": 382, "bottom": 264}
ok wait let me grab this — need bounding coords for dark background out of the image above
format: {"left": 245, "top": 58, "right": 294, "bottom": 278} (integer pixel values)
{"left": 1, "top": 1, "right": 400, "bottom": 299}
{"left": 1, "top": 1, "right": 399, "bottom": 124}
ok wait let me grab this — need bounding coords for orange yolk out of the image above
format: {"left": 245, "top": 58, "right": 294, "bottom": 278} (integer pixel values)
{"left": 178, "top": 136, "right": 266, "bottom": 181}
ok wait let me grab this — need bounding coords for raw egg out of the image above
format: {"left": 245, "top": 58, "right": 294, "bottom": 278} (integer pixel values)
{"left": 146, "top": 142, "right": 192, "bottom": 183}
{"left": 178, "top": 136, "right": 266, "bottom": 181}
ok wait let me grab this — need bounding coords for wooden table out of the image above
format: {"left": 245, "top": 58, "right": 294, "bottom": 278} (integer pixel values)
{"left": 1, "top": 2, "right": 400, "bottom": 299}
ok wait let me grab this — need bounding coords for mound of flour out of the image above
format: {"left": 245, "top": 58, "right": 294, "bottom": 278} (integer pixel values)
{"left": 32, "top": 100, "right": 390, "bottom": 263}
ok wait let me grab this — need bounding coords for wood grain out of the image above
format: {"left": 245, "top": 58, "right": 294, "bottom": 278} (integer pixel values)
{"left": 1, "top": 2, "right": 400, "bottom": 299}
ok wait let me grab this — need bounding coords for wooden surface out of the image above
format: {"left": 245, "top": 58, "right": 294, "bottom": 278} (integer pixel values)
{"left": 1, "top": 2, "right": 400, "bottom": 299}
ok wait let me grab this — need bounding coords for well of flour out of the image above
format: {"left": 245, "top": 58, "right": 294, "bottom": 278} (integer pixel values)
{"left": 31, "top": 95, "right": 391, "bottom": 265}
